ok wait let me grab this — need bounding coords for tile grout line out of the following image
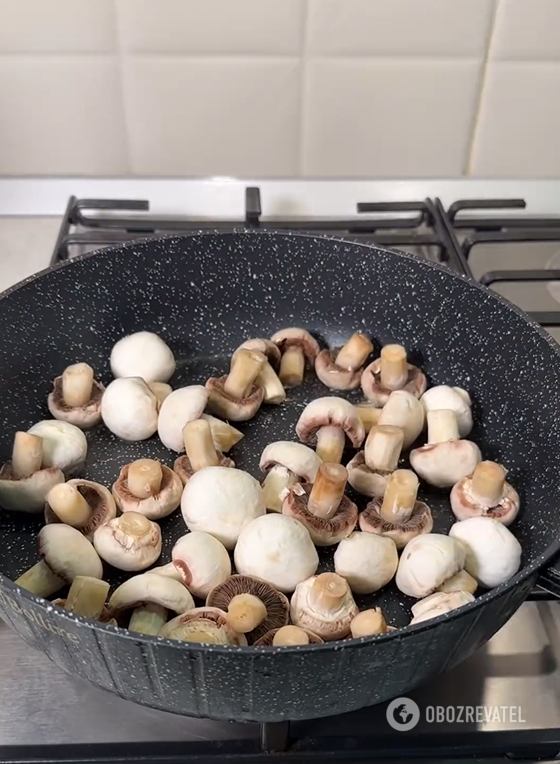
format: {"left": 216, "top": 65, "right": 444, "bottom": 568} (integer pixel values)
{"left": 297, "top": 0, "right": 311, "bottom": 178}
{"left": 112, "top": 0, "right": 133, "bottom": 175}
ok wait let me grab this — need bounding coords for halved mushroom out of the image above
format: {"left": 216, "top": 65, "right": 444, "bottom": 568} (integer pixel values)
{"left": 378, "top": 390, "right": 425, "bottom": 449}
{"left": 93, "top": 512, "right": 162, "bottom": 571}
{"left": 0, "top": 431, "right": 64, "bottom": 513}
{"left": 290, "top": 572, "right": 359, "bottom": 641}
{"left": 315, "top": 333, "right": 373, "bottom": 391}
{"left": 354, "top": 402, "right": 383, "bottom": 434}
{"left": 159, "top": 607, "right": 247, "bottom": 645}
{"left": 63, "top": 576, "right": 110, "bottom": 619}
{"left": 234, "top": 513, "right": 319, "bottom": 593}
{"left": 16, "top": 524, "right": 103, "bottom": 598}
{"left": 206, "top": 349, "right": 266, "bottom": 421}
{"left": 395, "top": 533, "right": 466, "bottom": 598}
{"left": 206, "top": 574, "right": 289, "bottom": 643}
{"left": 181, "top": 467, "right": 265, "bottom": 550}
{"left": 48, "top": 363, "right": 104, "bottom": 429}
{"left": 109, "top": 572, "right": 195, "bottom": 635}
{"left": 45, "top": 479, "right": 117, "bottom": 540}
{"left": 233, "top": 338, "right": 285, "bottom": 404}
{"left": 346, "top": 424, "right": 403, "bottom": 498}
{"left": 157, "top": 385, "right": 209, "bottom": 452}
{"left": 260, "top": 441, "right": 322, "bottom": 512}
{"left": 146, "top": 382, "right": 172, "bottom": 406}
{"left": 271, "top": 327, "right": 320, "bottom": 388}
{"left": 173, "top": 419, "right": 235, "bottom": 486}
{"left": 255, "top": 625, "right": 324, "bottom": 646}
{"left": 359, "top": 469, "right": 433, "bottom": 549}
{"left": 110, "top": 331, "right": 176, "bottom": 383}
{"left": 410, "top": 590, "right": 475, "bottom": 625}
{"left": 281, "top": 462, "right": 358, "bottom": 545}
{"left": 437, "top": 569, "right": 478, "bottom": 595}
{"left": 112, "top": 459, "right": 182, "bottom": 520}
{"left": 172, "top": 532, "right": 231, "bottom": 598}
{"left": 449, "top": 516, "right": 522, "bottom": 589}
{"left": 410, "top": 409, "right": 481, "bottom": 488}
{"left": 296, "top": 397, "right": 365, "bottom": 464}
{"left": 101, "top": 377, "right": 159, "bottom": 441}
{"left": 450, "top": 460, "right": 520, "bottom": 526}
{"left": 201, "top": 414, "right": 244, "bottom": 453}
{"left": 421, "top": 385, "right": 473, "bottom": 437}
{"left": 28, "top": 420, "right": 87, "bottom": 476}
{"left": 361, "top": 344, "right": 427, "bottom": 407}
{"left": 334, "top": 532, "right": 398, "bottom": 594}
{"left": 350, "top": 607, "right": 389, "bottom": 638}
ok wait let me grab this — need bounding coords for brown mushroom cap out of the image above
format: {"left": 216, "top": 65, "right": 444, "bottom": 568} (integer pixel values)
{"left": 314, "top": 349, "right": 362, "bottom": 391}
{"left": 296, "top": 397, "right": 365, "bottom": 448}
{"left": 359, "top": 497, "right": 433, "bottom": 549}
{"left": 361, "top": 358, "right": 426, "bottom": 407}
{"left": 282, "top": 483, "right": 358, "bottom": 546}
{"left": 48, "top": 375, "right": 105, "bottom": 429}
{"left": 254, "top": 626, "right": 324, "bottom": 646}
{"left": 173, "top": 452, "right": 235, "bottom": 486}
{"left": 112, "top": 463, "right": 183, "bottom": 519}
{"left": 45, "top": 479, "right": 117, "bottom": 540}
{"left": 159, "top": 606, "right": 248, "bottom": 646}
{"left": 270, "top": 328, "right": 320, "bottom": 365}
{"left": 346, "top": 451, "right": 391, "bottom": 498}
{"left": 206, "top": 574, "right": 289, "bottom": 644}
{"left": 205, "top": 375, "right": 264, "bottom": 422}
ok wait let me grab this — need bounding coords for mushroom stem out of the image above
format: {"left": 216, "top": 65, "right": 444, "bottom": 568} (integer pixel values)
{"left": 335, "top": 333, "right": 373, "bottom": 371}
{"left": 438, "top": 569, "right": 478, "bottom": 595}
{"left": 379, "top": 469, "right": 419, "bottom": 524}
{"left": 181, "top": 631, "right": 221, "bottom": 644}
{"left": 256, "top": 363, "right": 286, "bottom": 404}
{"left": 128, "top": 459, "right": 163, "bottom": 499}
{"left": 183, "top": 419, "right": 220, "bottom": 472}
{"left": 350, "top": 608, "right": 388, "bottom": 638}
{"left": 227, "top": 593, "right": 267, "bottom": 633}
{"left": 262, "top": 465, "right": 297, "bottom": 512}
{"left": 308, "top": 463, "right": 348, "bottom": 519}
{"left": 147, "top": 382, "right": 172, "bottom": 406}
{"left": 315, "top": 426, "right": 346, "bottom": 464}
{"left": 46, "top": 483, "right": 92, "bottom": 528}
{"left": 309, "top": 572, "right": 349, "bottom": 612}
{"left": 470, "top": 461, "right": 507, "bottom": 507}
{"left": 278, "top": 346, "right": 305, "bottom": 387}
{"left": 12, "top": 431, "right": 43, "bottom": 480}
{"left": 427, "top": 409, "right": 460, "bottom": 444}
{"left": 201, "top": 415, "right": 243, "bottom": 452}
{"left": 355, "top": 403, "right": 382, "bottom": 434}
{"left": 65, "top": 576, "right": 110, "bottom": 619}
{"left": 62, "top": 363, "right": 94, "bottom": 407}
{"left": 224, "top": 349, "right": 267, "bottom": 399}
{"left": 273, "top": 625, "right": 310, "bottom": 646}
{"left": 380, "top": 344, "right": 408, "bottom": 391}
{"left": 15, "top": 560, "right": 64, "bottom": 598}
{"left": 116, "top": 512, "right": 153, "bottom": 541}
{"left": 364, "top": 425, "right": 403, "bottom": 472}
{"left": 129, "top": 603, "right": 168, "bottom": 635}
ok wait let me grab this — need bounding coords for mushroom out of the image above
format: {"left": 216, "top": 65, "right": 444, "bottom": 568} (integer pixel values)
{"left": 354, "top": 402, "right": 383, "bottom": 434}
{"left": 0, "top": 431, "right": 64, "bottom": 513}
{"left": 346, "top": 424, "right": 404, "bottom": 498}
{"left": 359, "top": 469, "right": 433, "bottom": 549}
{"left": 270, "top": 327, "right": 320, "bottom": 388}
{"left": 296, "top": 397, "right": 365, "bottom": 464}
{"left": 16, "top": 524, "right": 103, "bottom": 598}
{"left": 395, "top": 533, "right": 466, "bottom": 598}
{"left": 172, "top": 531, "right": 231, "bottom": 598}
{"left": 361, "top": 344, "right": 427, "bottom": 407}
{"left": 150, "top": 561, "right": 184, "bottom": 582}
{"left": 334, "top": 532, "right": 398, "bottom": 594}
{"left": 410, "top": 409, "right": 481, "bottom": 488}
{"left": 255, "top": 625, "right": 324, "bottom": 646}
{"left": 315, "top": 333, "right": 373, "bottom": 391}
{"left": 159, "top": 607, "right": 247, "bottom": 645}
{"left": 45, "top": 479, "right": 117, "bottom": 540}
{"left": 378, "top": 390, "right": 425, "bottom": 449}
{"left": 421, "top": 385, "right": 473, "bottom": 437}
{"left": 234, "top": 513, "right": 319, "bottom": 593}
{"left": 157, "top": 385, "right": 209, "bottom": 452}
{"left": 281, "top": 462, "right": 358, "bottom": 545}
{"left": 290, "top": 572, "right": 359, "bottom": 641}
{"left": 147, "top": 382, "right": 172, "bottom": 406}
{"left": 438, "top": 569, "right": 478, "bottom": 595}
{"left": 181, "top": 467, "right": 265, "bottom": 550}
{"left": 410, "top": 590, "right": 475, "bottom": 625}
{"left": 206, "top": 349, "right": 266, "bottom": 421}
{"left": 449, "top": 516, "right": 522, "bottom": 588}
{"left": 233, "top": 338, "right": 285, "bottom": 404}
{"left": 259, "top": 441, "right": 322, "bottom": 512}
{"left": 28, "top": 420, "right": 87, "bottom": 476}
{"left": 109, "top": 572, "right": 195, "bottom": 635}
{"left": 110, "top": 331, "right": 176, "bottom": 383}
{"left": 206, "top": 574, "right": 290, "bottom": 643}
{"left": 93, "top": 512, "right": 162, "bottom": 571}
{"left": 450, "top": 460, "right": 520, "bottom": 526}
{"left": 47, "top": 363, "right": 104, "bottom": 430}
{"left": 63, "top": 576, "right": 110, "bottom": 619}
{"left": 350, "top": 608, "right": 389, "bottom": 638}
{"left": 113, "top": 459, "right": 183, "bottom": 520}
{"left": 173, "top": 419, "right": 235, "bottom": 486}
{"left": 201, "top": 414, "right": 244, "bottom": 452}
{"left": 101, "top": 377, "right": 159, "bottom": 441}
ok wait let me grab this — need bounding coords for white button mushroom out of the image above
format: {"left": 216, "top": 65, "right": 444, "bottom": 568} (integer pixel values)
{"left": 270, "top": 327, "right": 320, "bottom": 388}
{"left": 420, "top": 385, "right": 473, "bottom": 437}
{"left": 334, "top": 532, "right": 398, "bottom": 594}
{"left": 206, "top": 349, "right": 266, "bottom": 421}
{"left": 171, "top": 531, "right": 232, "bottom": 598}
{"left": 157, "top": 385, "right": 209, "bottom": 452}
{"left": 296, "top": 397, "right": 365, "bottom": 464}
{"left": 28, "top": 420, "right": 87, "bottom": 476}
{"left": 181, "top": 467, "right": 265, "bottom": 550}
{"left": 315, "top": 333, "right": 373, "bottom": 391}
{"left": 361, "top": 344, "right": 427, "bottom": 408}
{"left": 234, "top": 513, "right": 319, "bottom": 593}
{"left": 110, "top": 331, "right": 176, "bottom": 383}
{"left": 449, "top": 516, "right": 522, "bottom": 589}
{"left": 174, "top": 419, "right": 235, "bottom": 485}
{"left": 101, "top": 377, "right": 159, "bottom": 441}
{"left": 409, "top": 590, "right": 475, "bottom": 625}
{"left": 233, "top": 338, "right": 285, "bottom": 404}
{"left": 260, "top": 441, "right": 322, "bottom": 512}
{"left": 346, "top": 424, "right": 404, "bottom": 498}
{"left": 378, "top": 390, "right": 425, "bottom": 449}
{"left": 0, "top": 431, "right": 64, "bottom": 513}
{"left": 112, "top": 459, "right": 183, "bottom": 520}
{"left": 93, "top": 512, "right": 162, "bottom": 571}
{"left": 45, "top": 479, "right": 117, "bottom": 540}
{"left": 395, "top": 533, "right": 466, "bottom": 598}
{"left": 437, "top": 569, "right": 478, "bottom": 595}
{"left": 450, "top": 460, "right": 520, "bottom": 526}
{"left": 109, "top": 573, "right": 195, "bottom": 635}
{"left": 47, "top": 362, "right": 104, "bottom": 430}
{"left": 290, "top": 572, "right": 359, "bottom": 641}
{"left": 160, "top": 606, "right": 247, "bottom": 645}
{"left": 350, "top": 607, "right": 389, "bottom": 638}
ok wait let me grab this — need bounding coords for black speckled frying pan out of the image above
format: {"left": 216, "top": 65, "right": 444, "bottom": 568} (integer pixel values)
{"left": 0, "top": 231, "right": 559, "bottom": 723}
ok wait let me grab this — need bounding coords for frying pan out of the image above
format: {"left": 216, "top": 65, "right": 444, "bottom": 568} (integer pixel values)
{"left": 0, "top": 230, "right": 560, "bottom": 723}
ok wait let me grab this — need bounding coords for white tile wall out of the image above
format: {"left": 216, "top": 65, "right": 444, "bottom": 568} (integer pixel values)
{"left": 0, "top": 0, "right": 558, "bottom": 178}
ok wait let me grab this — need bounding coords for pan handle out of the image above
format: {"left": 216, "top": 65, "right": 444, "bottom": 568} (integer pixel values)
{"left": 536, "top": 561, "right": 560, "bottom": 598}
